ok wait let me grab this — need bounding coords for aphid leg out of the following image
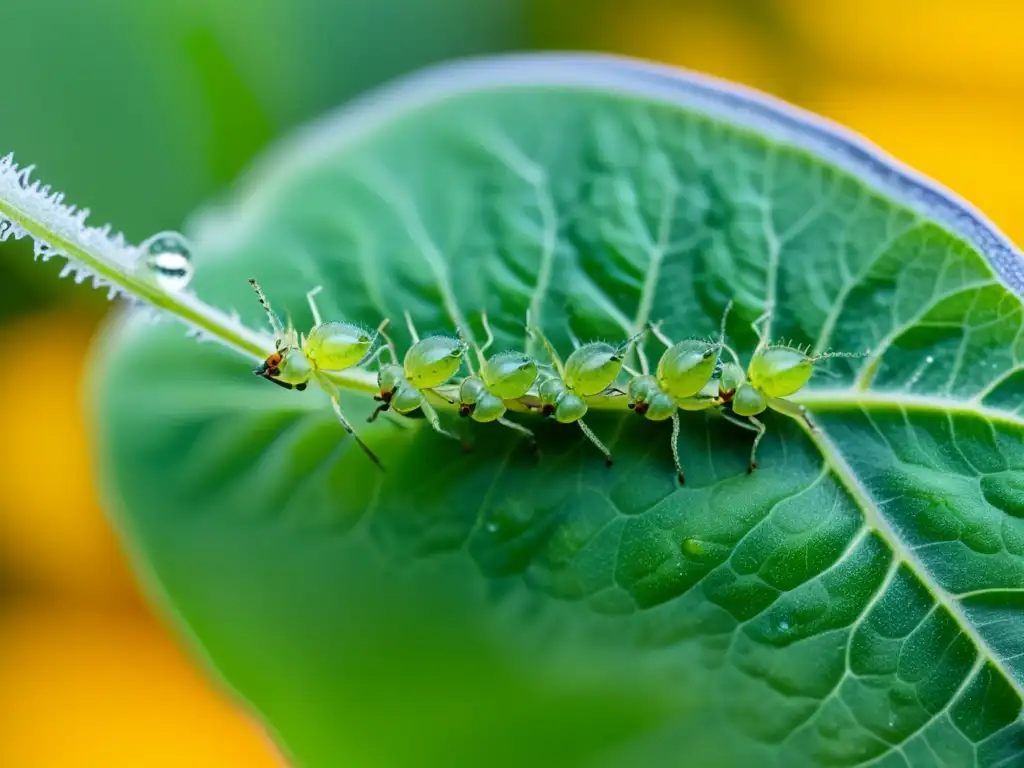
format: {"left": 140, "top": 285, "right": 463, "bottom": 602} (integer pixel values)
{"left": 526, "top": 317, "right": 566, "bottom": 378}
{"left": 248, "top": 277, "right": 285, "bottom": 341}
{"left": 425, "top": 387, "right": 457, "bottom": 406}
{"left": 670, "top": 411, "right": 685, "bottom": 484}
{"left": 404, "top": 309, "right": 421, "bottom": 344}
{"left": 367, "top": 402, "right": 389, "bottom": 422}
{"left": 566, "top": 324, "right": 582, "bottom": 351}
{"left": 767, "top": 396, "right": 819, "bottom": 433}
{"left": 328, "top": 395, "right": 385, "bottom": 471}
{"left": 722, "top": 412, "right": 766, "bottom": 473}
{"left": 751, "top": 309, "right": 771, "bottom": 352}
{"left": 377, "top": 322, "right": 399, "bottom": 365}
{"left": 576, "top": 419, "right": 614, "bottom": 467}
{"left": 479, "top": 313, "right": 495, "bottom": 357}
{"left": 647, "top": 321, "right": 675, "bottom": 349}
{"left": 420, "top": 399, "right": 471, "bottom": 452}
{"left": 306, "top": 285, "right": 324, "bottom": 327}
{"left": 496, "top": 416, "right": 539, "bottom": 453}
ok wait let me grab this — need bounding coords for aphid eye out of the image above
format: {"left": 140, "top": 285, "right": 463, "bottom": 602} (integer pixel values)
{"left": 296, "top": 383, "right": 307, "bottom": 391}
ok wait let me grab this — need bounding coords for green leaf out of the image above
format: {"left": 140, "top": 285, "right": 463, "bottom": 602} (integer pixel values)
{"left": 92, "top": 55, "right": 1024, "bottom": 766}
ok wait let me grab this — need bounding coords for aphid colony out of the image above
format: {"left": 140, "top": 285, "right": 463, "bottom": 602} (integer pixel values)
{"left": 249, "top": 279, "right": 865, "bottom": 478}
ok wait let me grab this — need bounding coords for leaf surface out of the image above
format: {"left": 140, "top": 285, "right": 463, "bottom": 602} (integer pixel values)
{"left": 94, "top": 55, "right": 1024, "bottom": 767}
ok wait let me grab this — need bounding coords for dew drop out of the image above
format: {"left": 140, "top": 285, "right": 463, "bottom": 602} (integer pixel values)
{"left": 925, "top": 355, "right": 934, "bottom": 364}
{"left": 776, "top": 615, "right": 790, "bottom": 633}
{"left": 682, "top": 538, "right": 704, "bottom": 558}
{"left": 485, "top": 521, "right": 499, "bottom": 534}
{"left": 139, "top": 230, "right": 194, "bottom": 291}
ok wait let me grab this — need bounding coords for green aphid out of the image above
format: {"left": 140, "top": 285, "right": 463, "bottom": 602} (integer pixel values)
{"left": 248, "top": 279, "right": 386, "bottom": 470}
{"left": 457, "top": 313, "right": 539, "bottom": 448}
{"left": 369, "top": 310, "right": 468, "bottom": 447}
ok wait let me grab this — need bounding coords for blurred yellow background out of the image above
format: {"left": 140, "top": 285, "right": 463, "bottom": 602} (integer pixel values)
{"left": 0, "top": 1, "right": 1020, "bottom": 765}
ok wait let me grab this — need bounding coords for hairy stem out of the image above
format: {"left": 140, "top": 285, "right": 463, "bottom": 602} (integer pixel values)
{"left": 0, "top": 153, "right": 378, "bottom": 393}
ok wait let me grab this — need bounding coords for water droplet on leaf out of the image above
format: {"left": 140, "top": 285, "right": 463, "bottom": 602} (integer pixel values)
{"left": 485, "top": 521, "right": 499, "bottom": 533}
{"left": 682, "top": 538, "right": 704, "bottom": 558}
{"left": 139, "top": 231, "right": 194, "bottom": 291}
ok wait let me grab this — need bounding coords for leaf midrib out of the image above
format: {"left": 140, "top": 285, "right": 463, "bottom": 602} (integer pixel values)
{"left": 794, "top": 389, "right": 1024, "bottom": 704}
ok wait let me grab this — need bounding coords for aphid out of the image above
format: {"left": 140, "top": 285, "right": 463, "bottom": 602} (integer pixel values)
{"left": 457, "top": 313, "right": 539, "bottom": 448}
{"left": 248, "top": 279, "right": 386, "bottom": 470}
{"left": 528, "top": 317, "right": 644, "bottom": 466}
{"left": 626, "top": 303, "right": 731, "bottom": 483}
{"left": 717, "top": 312, "right": 869, "bottom": 472}
{"left": 368, "top": 310, "right": 468, "bottom": 446}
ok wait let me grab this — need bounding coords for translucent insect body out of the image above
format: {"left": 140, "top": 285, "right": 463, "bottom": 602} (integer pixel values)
{"left": 457, "top": 313, "right": 539, "bottom": 447}
{"left": 528, "top": 316, "right": 645, "bottom": 466}
{"left": 246, "top": 279, "right": 868, "bottom": 481}
{"left": 248, "top": 279, "right": 385, "bottom": 469}
{"left": 369, "top": 311, "right": 468, "bottom": 446}
{"left": 625, "top": 303, "right": 732, "bottom": 483}
{"left": 717, "top": 311, "right": 868, "bottom": 472}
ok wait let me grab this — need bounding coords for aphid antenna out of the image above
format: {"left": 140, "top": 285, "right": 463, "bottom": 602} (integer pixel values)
{"left": 721, "top": 341, "right": 744, "bottom": 368}
{"left": 751, "top": 308, "right": 771, "bottom": 352}
{"left": 614, "top": 326, "right": 649, "bottom": 358}
{"left": 646, "top": 319, "right": 675, "bottom": 350}
{"left": 360, "top": 318, "right": 393, "bottom": 367}
{"left": 377, "top": 322, "right": 399, "bottom": 365}
{"left": 566, "top": 323, "right": 583, "bottom": 351}
{"left": 248, "top": 277, "right": 285, "bottom": 344}
{"left": 475, "top": 311, "right": 496, "bottom": 368}
{"left": 403, "top": 309, "right": 421, "bottom": 344}
{"left": 716, "top": 299, "right": 734, "bottom": 345}
{"left": 305, "top": 285, "right": 324, "bottom": 327}
{"left": 526, "top": 311, "right": 565, "bottom": 378}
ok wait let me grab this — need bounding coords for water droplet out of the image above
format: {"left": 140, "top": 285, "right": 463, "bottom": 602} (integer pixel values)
{"left": 139, "top": 231, "right": 193, "bottom": 291}
{"left": 682, "top": 538, "right": 704, "bottom": 558}
{"left": 485, "top": 521, "right": 499, "bottom": 533}
{"left": 925, "top": 355, "right": 934, "bottom": 364}
{"left": 776, "top": 615, "right": 790, "bottom": 633}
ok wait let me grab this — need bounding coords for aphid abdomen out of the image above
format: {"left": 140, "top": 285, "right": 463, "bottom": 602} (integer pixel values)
{"left": 538, "top": 377, "right": 567, "bottom": 406}
{"left": 731, "top": 384, "right": 768, "bottom": 417}
{"left": 748, "top": 347, "right": 814, "bottom": 397}
{"left": 391, "top": 384, "right": 425, "bottom": 415}
{"left": 564, "top": 342, "right": 624, "bottom": 396}
{"left": 657, "top": 339, "right": 719, "bottom": 399}
{"left": 404, "top": 335, "right": 466, "bottom": 389}
{"left": 471, "top": 393, "right": 507, "bottom": 423}
{"left": 554, "top": 392, "right": 588, "bottom": 424}
{"left": 305, "top": 322, "right": 373, "bottom": 371}
{"left": 644, "top": 392, "right": 677, "bottom": 421}
{"left": 482, "top": 352, "right": 539, "bottom": 400}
